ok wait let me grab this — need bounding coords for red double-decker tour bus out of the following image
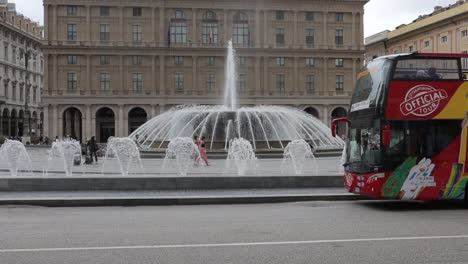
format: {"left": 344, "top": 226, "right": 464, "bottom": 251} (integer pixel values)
{"left": 332, "top": 53, "right": 468, "bottom": 204}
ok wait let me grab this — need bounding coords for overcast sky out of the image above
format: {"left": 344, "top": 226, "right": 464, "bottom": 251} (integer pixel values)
{"left": 6, "top": 0, "right": 461, "bottom": 37}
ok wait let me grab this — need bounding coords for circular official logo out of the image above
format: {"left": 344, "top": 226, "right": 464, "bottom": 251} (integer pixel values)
{"left": 399, "top": 85, "right": 448, "bottom": 117}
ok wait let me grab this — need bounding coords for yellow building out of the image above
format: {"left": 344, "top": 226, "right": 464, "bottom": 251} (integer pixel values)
{"left": 366, "top": 1, "right": 468, "bottom": 63}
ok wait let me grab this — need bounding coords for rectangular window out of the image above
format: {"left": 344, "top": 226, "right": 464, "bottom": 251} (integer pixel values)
{"left": 336, "top": 75, "right": 344, "bottom": 92}
{"left": 100, "top": 6, "right": 110, "bottom": 16}
{"left": 67, "top": 72, "right": 77, "bottom": 92}
{"left": 336, "top": 12, "right": 344, "bottom": 22}
{"left": 207, "top": 73, "right": 215, "bottom": 92}
{"left": 424, "top": 41, "right": 430, "bottom": 48}
{"left": 462, "top": 30, "right": 468, "bottom": 38}
{"left": 202, "top": 22, "right": 218, "bottom": 44}
{"left": 276, "top": 28, "right": 285, "bottom": 47}
{"left": 132, "top": 56, "right": 142, "bottom": 65}
{"left": 306, "top": 57, "right": 315, "bottom": 67}
{"left": 306, "top": 75, "right": 315, "bottom": 94}
{"left": 3, "top": 45, "right": 8, "bottom": 61}
{"left": 276, "top": 74, "right": 285, "bottom": 94}
{"left": 100, "top": 72, "right": 110, "bottom": 90}
{"left": 67, "top": 24, "right": 77, "bottom": 41}
{"left": 335, "top": 58, "right": 344, "bottom": 67}
{"left": 175, "top": 72, "right": 184, "bottom": 92}
{"left": 132, "top": 73, "right": 143, "bottom": 93}
{"left": 237, "top": 73, "right": 246, "bottom": 93}
{"left": 174, "top": 56, "right": 184, "bottom": 65}
{"left": 67, "top": 55, "right": 77, "bottom": 65}
{"left": 441, "top": 36, "right": 448, "bottom": 43}
{"left": 276, "top": 11, "right": 284, "bottom": 20}
{"left": 171, "top": 22, "right": 187, "bottom": 44}
{"left": 12, "top": 48, "right": 16, "bottom": 64}
{"left": 132, "top": 24, "right": 142, "bottom": 43}
{"left": 67, "top": 6, "right": 77, "bottom": 16}
{"left": 305, "top": 12, "right": 314, "bottom": 21}
{"left": 462, "top": 51, "right": 468, "bottom": 70}
{"left": 207, "top": 56, "right": 215, "bottom": 66}
{"left": 100, "top": 24, "right": 110, "bottom": 41}
{"left": 306, "top": 28, "right": 314, "bottom": 47}
{"left": 133, "top": 7, "right": 142, "bottom": 17}
{"left": 239, "top": 57, "right": 246, "bottom": 65}
{"left": 335, "top": 29, "right": 344, "bottom": 47}
{"left": 100, "top": 55, "right": 110, "bottom": 65}
{"left": 409, "top": 46, "right": 414, "bottom": 52}
{"left": 276, "top": 57, "right": 285, "bottom": 67}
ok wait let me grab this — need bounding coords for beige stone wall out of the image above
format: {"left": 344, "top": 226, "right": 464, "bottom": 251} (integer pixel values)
{"left": 43, "top": 0, "right": 366, "bottom": 141}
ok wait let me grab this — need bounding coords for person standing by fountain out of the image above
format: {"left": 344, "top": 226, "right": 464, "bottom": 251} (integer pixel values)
{"left": 197, "top": 136, "right": 210, "bottom": 166}
{"left": 87, "top": 136, "right": 99, "bottom": 164}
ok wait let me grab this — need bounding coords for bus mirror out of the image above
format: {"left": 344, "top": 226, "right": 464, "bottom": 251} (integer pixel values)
{"left": 382, "top": 125, "right": 391, "bottom": 147}
{"left": 331, "top": 118, "right": 350, "bottom": 138}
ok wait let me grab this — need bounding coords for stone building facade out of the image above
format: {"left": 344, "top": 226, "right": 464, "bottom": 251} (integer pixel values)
{"left": 43, "top": 0, "right": 366, "bottom": 142}
{"left": 0, "top": 1, "right": 44, "bottom": 140}
{"left": 366, "top": 1, "right": 468, "bottom": 61}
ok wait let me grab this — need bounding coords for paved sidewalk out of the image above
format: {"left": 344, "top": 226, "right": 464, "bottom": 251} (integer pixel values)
{"left": 0, "top": 188, "right": 362, "bottom": 207}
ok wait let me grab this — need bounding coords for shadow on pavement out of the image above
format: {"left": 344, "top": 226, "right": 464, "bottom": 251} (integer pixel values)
{"left": 357, "top": 200, "right": 466, "bottom": 211}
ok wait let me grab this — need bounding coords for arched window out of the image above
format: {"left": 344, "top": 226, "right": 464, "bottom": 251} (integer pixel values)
{"left": 170, "top": 10, "right": 187, "bottom": 45}
{"left": 233, "top": 12, "right": 249, "bottom": 46}
{"left": 202, "top": 11, "right": 218, "bottom": 45}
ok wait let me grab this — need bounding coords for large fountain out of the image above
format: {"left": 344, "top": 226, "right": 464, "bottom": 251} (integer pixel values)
{"left": 130, "top": 40, "right": 344, "bottom": 151}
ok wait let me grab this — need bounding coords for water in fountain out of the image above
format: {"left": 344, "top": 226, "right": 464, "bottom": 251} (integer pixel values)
{"left": 102, "top": 137, "right": 144, "bottom": 176}
{"left": 130, "top": 40, "right": 344, "bottom": 151}
{"left": 281, "top": 139, "right": 317, "bottom": 175}
{"left": 163, "top": 137, "right": 200, "bottom": 176}
{"left": 226, "top": 138, "right": 257, "bottom": 176}
{"left": 46, "top": 139, "right": 82, "bottom": 177}
{"left": 0, "top": 139, "right": 33, "bottom": 177}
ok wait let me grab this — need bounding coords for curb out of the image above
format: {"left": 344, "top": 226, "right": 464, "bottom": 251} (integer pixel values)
{"left": 0, "top": 194, "right": 365, "bottom": 207}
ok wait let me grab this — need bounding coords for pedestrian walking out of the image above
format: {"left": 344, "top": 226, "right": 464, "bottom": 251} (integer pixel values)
{"left": 87, "top": 136, "right": 99, "bottom": 164}
{"left": 194, "top": 135, "right": 200, "bottom": 165}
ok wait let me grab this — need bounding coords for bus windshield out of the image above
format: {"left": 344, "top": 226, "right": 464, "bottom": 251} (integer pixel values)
{"left": 350, "top": 59, "right": 392, "bottom": 112}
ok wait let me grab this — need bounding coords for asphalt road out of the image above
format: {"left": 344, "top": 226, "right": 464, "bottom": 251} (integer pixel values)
{"left": 0, "top": 201, "right": 467, "bottom": 264}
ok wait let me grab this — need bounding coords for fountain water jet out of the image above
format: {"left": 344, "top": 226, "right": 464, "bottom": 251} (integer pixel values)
{"left": 102, "top": 137, "right": 144, "bottom": 176}
{"left": 0, "top": 139, "right": 33, "bottom": 177}
{"left": 163, "top": 137, "right": 200, "bottom": 176}
{"left": 46, "top": 139, "right": 82, "bottom": 177}
{"left": 281, "top": 139, "right": 317, "bottom": 175}
{"left": 130, "top": 40, "right": 344, "bottom": 152}
{"left": 227, "top": 138, "right": 257, "bottom": 176}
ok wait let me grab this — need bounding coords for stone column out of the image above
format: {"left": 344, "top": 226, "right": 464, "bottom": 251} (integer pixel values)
{"left": 255, "top": 9, "right": 260, "bottom": 48}
{"left": 255, "top": 57, "right": 261, "bottom": 95}
{"left": 43, "top": 54, "right": 49, "bottom": 95}
{"left": 192, "top": 56, "right": 197, "bottom": 95}
{"left": 192, "top": 8, "right": 197, "bottom": 46}
{"left": 119, "top": 7, "right": 124, "bottom": 43}
{"left": 263, "top": 11, "right": 268, "bottom": 48}
{"left": 323, "top": 105, "right": 329, "bottom": 126}
{"left": 359, "top": 12, "right": 364, "bottom": 47}
{"left": 151, "top": 7, "right": 156, "bottom": 43}
{"left": 263, "top": 56, "right": 269, "bottom": 95}
{"left": 159, "top": 7, "right": 165, "bottom": 47}
{"left": 52, "top": 5, "right": 57, "bottom": 43}
{"left": 86, "top": 55, "right": 91, "bottom": 94}
{"left": 119, "top": 56, "right": 124, "bottom": 93}
{"left": 352, "top": 12, "right": 356, "bottom": 49}
{"left": 293, "top": 11, "right": 298, "bottom": 48}
{"left": 53, "top": 54, "right": 58, "bottom": 94}
{"left": 323, "top": 57, "right": 328, "bottom": 94}
{"left": 52, "top": 105, "right": 58, "bottom": 137}
{"left": 86, "top": 5, "right": 91, "bottom": 44}
{"left": 7, "top": 116, "right": 11, "bottom": 136}
{"left": 85, "top": 105, "right": 92, "bottom": 139}
{"left": 91, "top": 108, "right": 96, "bottom": 139}
{"left": 224, "top": 10, "right": 229, "bottom": 44}
{"left": 352, "top": 58, "right": 357, "bottom": 87}
{"left": 322, "top": 12, "right": 328, "bottom": 48}
{"left": 44, "top": 5, "right": 49, "bottom": 40}
{"left": 42, "top": 105, "right": 49, "bottom": 137}
{"left": 58, "top": 109, "right": 63, "bottom": 138}
{"left": 293, "top": 56, "right": 298, "bottom": 95}
{"left": 118, "top": 105, "right": 124, "bottom": 137}
{"left": 159, "top": 55, "right": 165, "bottom": 95}
{"left": 0, "top": 113, "right": 3, "bottom": 136}
{"left": 152, "top": 55, "right": 157, "bottom": 94}
{"left": 151, "top": 105, "right": 156, "bottom": 118}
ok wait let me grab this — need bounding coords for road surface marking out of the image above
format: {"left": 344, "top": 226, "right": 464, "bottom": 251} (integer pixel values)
{"left": 1, "top": 235, "right": 468, "bottom": 253}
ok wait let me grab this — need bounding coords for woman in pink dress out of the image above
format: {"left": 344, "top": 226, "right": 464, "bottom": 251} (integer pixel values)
{"left": 198, "top": 136, "right": 210, "bottom": 166}
{"left": 194, "top": 136, "right": 200, "bottom": 165}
